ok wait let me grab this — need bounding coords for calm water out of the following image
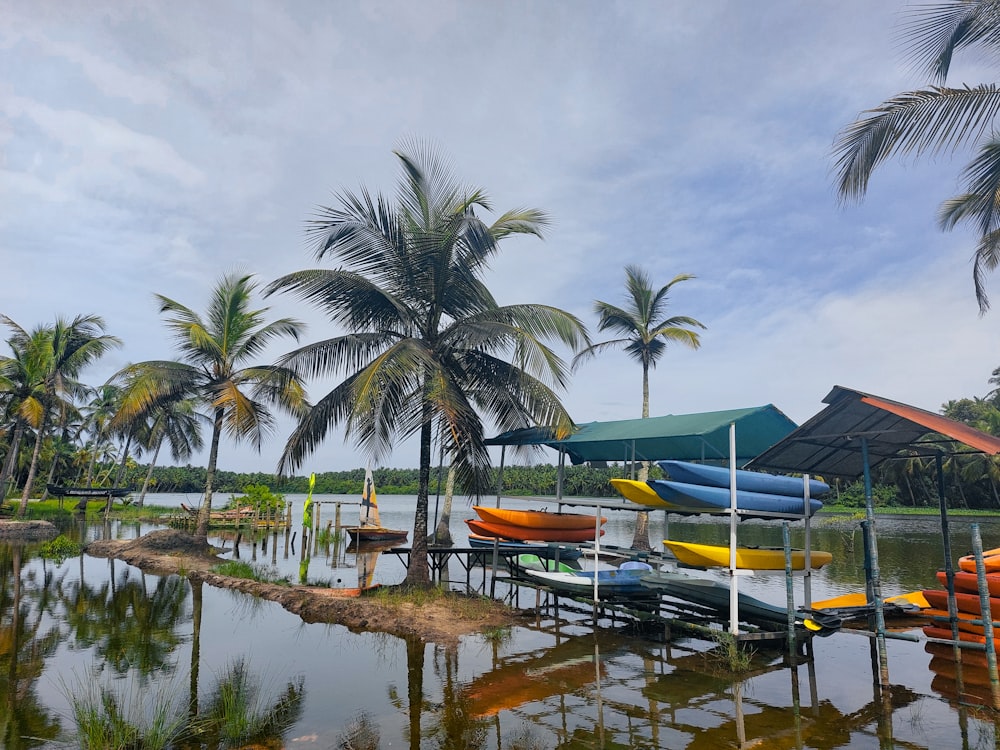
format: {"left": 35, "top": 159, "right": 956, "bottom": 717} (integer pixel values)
{"left": 5, "top": 495, "right": 1000, "bottom": 749}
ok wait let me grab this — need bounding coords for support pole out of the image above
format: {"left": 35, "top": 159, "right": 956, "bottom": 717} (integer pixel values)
{"left": 861, "top": 437, "right": 889, "bottom": 686}
{"left": 728, "top": 423, "right": 740, "bottom": 635}
{"left": 971, "top": 524, "right": 1000, "bottom": 706}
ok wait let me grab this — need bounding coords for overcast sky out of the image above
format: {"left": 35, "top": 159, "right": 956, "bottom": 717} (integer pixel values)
{"left": 3, "top": 1, "right": 999, "bottom": 476}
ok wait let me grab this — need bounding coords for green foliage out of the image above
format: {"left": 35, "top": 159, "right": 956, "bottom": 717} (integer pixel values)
{"left": 64, "top": 677, "right": 184, "bottom": 750}
{"left": 228, "top": 483, "right": 285, "bottom": 514}
{"left": 212, "top": 560, "right": 288, "bottom": 585}
{"left": 38, "top": 534, "right": 82, "bottom": 563}
{"left": 707, "top": 630, "right": 754, "bottom": 673}
{"left": 826, "top": 481, "right": 899, "bottom": 509}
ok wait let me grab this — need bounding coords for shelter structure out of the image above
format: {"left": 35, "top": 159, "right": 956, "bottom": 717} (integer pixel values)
{"left": 747, "top": 385, "right": 1000, "bottom": 692}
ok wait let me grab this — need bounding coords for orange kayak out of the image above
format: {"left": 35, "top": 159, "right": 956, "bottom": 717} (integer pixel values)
{"left": 936, "top": 570, "right": 1000, "bottom": 597}
{"left": 918, "top": 608, "right": 1000, "bottom": 637}
{"left": 465, "top": 518, "right": 603, "bottom": 543}
{"left": 473, "top": 506, "right": 605, "bottom": 530}
{"left": 923, "top": 589, "right": 1000, "bottom": 620}
{"left": 959, "top": 547, "right": 1000, "bottom": 573}
{"left": 924, "top": 624, "right": 1000, "bottom": 646}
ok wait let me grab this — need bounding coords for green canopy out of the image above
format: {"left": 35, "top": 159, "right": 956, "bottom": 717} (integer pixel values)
{"left": 486, "top": 404, "right": 797, "bottom": 466}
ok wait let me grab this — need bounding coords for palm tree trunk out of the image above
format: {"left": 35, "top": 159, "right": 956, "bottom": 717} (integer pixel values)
{"left": 138, "top": 440, "right": 163, "bottom": 508}
{"left": 196, "top": 408, "right": 224, "bottom": 541}
{"left": 631, "top": 361, "right": 652, "bottom": 551}
{"left": 17, "top": 424, "right": 45, "bottom": 517}
{"left": 0, "top": 420, "right": 24, "bottom": 500}
{"left": 405, "top": 411, "right": 433, "bottom": 586}
{"left": 429, "top": 464, "right": 455, "bottom": 546}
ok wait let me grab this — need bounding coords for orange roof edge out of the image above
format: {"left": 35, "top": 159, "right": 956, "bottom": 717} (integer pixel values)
{"left": 860, "top": 395, "right": 1000, "bottom": 455}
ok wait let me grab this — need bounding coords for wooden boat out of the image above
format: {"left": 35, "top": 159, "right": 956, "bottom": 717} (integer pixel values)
{"left": 473, "top": 505, "right": 605, "bottom": 530}
{"left": 522, "top": 562, "right": 655, "bottom": 596}
{"left": 959, "top": 547, "right": 1000, "bottom": 574}
{"left": 657, "top": 460, "right": 831, "bottom": 498}
{"left": 937, "top": 570, "right": 1000, "bottom": 597}
{"left": 47, "top": 484, "right": 132, "bottom": 498}
{"left": 344, "top": 467, "right": 408, "bottom": 545}
{"left": 465, "top": 518, "right": 603, "bottom": 543}
{"left": 639, "top": 570, "right": 841, "bottom": 634}
{"left": 648, "top": 479, "right": 823, "bottom": 517}
{"left": 923, "top": 589, "right": 1000, "bottom": 619}
{"left": 663, "top": 539, "right": 832, "bottom": 570}
{"left": 609, "top": 478, "right": 700, "bottom": 512}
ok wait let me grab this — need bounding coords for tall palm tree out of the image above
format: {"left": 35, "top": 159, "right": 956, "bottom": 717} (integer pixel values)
{"left": 266, "top": 144, "right": 589, "bottom": 585}
{"left": 573, "top": 265, "right": 705, "bottom": 549}
{"left": 133, "top": 397, "right": 206, "bottom": 507}
{"left": 112, "top": 273, "right": 307, "bottom": 541}
{"left": 833, "top": 0, "right": 1000, "bottom": 313}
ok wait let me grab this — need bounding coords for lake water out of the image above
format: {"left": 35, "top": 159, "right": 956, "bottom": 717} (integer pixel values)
{"left": 6, "top": 495, "right": 1000, "bottom": 748}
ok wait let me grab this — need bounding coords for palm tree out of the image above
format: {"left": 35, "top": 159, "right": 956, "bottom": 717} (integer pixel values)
{"left": 134, "top": 397, "right": 206, "bottom": 507}
{"left": 0, "top": 315, "right": 120, "bottom": 514}
{"left": 112, "top": 273, "right": 307, "bottom": 541}
{"left": 573, "top": 265, "right": 705, "bottom": 549}
{"left": 833, "top": 0, "right": 1000, "bottom": 313}
{"left": 266, "top": 143, "right": 589, "bottom": 585}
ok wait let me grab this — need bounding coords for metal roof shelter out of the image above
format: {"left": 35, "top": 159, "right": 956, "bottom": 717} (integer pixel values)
{"left": 486, "top": 404, "right": 797, "bottom": 465}
{"left": 745, "top": 385, "right": 1000, "bottom": 478}
{"left": 748, "top": 385, "right": 1000, "bottom": 693}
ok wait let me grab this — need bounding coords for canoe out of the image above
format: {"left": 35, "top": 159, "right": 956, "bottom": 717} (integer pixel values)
{"left": 811, "top": 590, "right": 928, "bottom": 611}
{"left": 512, "top": 553, "right": 581, "bottom": 574}
{"left": 648, "top": 479, "right": 823, "bottom": 517}
{"left": 937, "top": 570, "right": 1000, "bottom": 597}
{"left": 663, "top": 539, "right": 832, "bottom": 570}
{"left": 959, "top": 547, "right": 1000, "bottom": 574}
{"left": 523, "top": 564, "right": 654, "bottom": 596}
{"left": 923, "top": 589, "right": 1000, "bottom": 620}
{"left": 466, "top": 534, "right": 583, "bottom": 560}
{"left": 609, "top": 479, "right": 701, "bottom": 512}
{"left": 473, "top": 505, "right": 605, "bottom": 530}
{"left": 918, "top": 608, "right": 1000, "bottom": 637}
{"left": 344, "top": 526, "right": 408, "bottom": 544}
{"left": 639, "top": 570, "right": 841, "bottom": 634}
{"left": 465, "top": 518, "right": 604, "bottom": 543}
{"left": 657, "top": 460, "right": 831, "bottom": 498}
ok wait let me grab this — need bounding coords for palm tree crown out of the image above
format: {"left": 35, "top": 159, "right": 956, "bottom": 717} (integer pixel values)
{"left": 834, "top": 0, "right": 1000, "bottom": 312}
{"left": 112, "top": 273, "right": 306, "bottom": 539}
{"left": 267, "top": 144, "right": 589, "bottom": 584}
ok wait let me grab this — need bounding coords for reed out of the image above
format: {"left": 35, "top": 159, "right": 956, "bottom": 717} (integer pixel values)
{"left": 63, "top": 676, "right": 184, "bottom": 749}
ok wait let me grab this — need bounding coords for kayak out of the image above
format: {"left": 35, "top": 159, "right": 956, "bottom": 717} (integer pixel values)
{"left": 936, "top": 570, "right": 1000, "bottom": 597}
{"left": 648, "top": 479, "right": 823, "bottom": 517}
{"left": 466, "top": 534, "right": 583, "bottom": 561}
{"left": 609, "top": 478, "right": 701, "bottom": 512}
{"left": 959, "top": 547, "right": 1000, "bottom": 574}
{"left": 923, "top": 588, "right": 1000, "bottom": 619}
{"left": 465, "top": 518, "right": 604, "bottom": 543}
{"left": 639, "top": 570, "right": 841, "bottom": 634}
{"left": 473, "top": 505, "right": 605, "bottom": 530}
{"left": 523, "top": 564, "right": 655, "bottom": 596}
{"left": 663, "top": 539, "right": 832, "bottom": 571}
{"left": 811, "top": 590, "right": 929, "bottom": 611}
{"left": 918, "top": 607, "right": 1000, "bottom": 637}
{"left": 658, "top": 460, "right": 831, "bottom": 498}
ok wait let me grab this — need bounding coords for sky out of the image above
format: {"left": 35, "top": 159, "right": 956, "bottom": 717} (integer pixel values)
{"left": 3, "top": 1, "right": 999, "bottom": 477}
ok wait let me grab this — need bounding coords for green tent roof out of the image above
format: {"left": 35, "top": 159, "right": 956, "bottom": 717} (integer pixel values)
{"left": 486, "top": 404, "right": 797, "bottom": 465}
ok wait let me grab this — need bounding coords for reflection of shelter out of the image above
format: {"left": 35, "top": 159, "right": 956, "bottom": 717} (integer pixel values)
{"left": 748, "top": 385, "right": 1000, "bottom": 693}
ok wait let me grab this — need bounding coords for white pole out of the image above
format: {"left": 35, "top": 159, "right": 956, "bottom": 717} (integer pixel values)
{"left": 593, "top": 503, "right": 602, "bottom": 606}
{"left": 729, "top": 423, "right": 739, "bottom": 635}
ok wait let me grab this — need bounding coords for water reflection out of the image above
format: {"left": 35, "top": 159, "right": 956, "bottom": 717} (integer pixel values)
{"left": 7, "top": 510, "right": 1000, "bottom": 748}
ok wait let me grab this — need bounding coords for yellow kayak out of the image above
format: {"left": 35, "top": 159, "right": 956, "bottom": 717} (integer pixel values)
{"left": 610, "top": 479, "right": 699, "bottom": 512}
{"left": 663, "top": 539, "right": 833, "bottom": 570}
{"left": 811, "top": 590, "right": 929, "bottom": 610}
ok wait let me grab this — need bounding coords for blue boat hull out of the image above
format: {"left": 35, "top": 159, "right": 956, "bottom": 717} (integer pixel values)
{"left": 657, "top": 460, "right": 830, "bottom": 498}
{"left": 648, "top": 479, "right": 823, "bottom": 517}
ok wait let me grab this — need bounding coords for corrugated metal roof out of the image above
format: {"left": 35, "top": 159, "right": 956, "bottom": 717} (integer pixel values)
{"left": 745, "top": 386, "right": 1000, "bottom": 480}
{"left": 486, "top": 404, "right": 797, "bottom": 465}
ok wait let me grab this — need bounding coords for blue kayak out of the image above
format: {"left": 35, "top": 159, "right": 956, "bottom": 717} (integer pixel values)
{"left": 648, "top": 479, "right": 823, "bottom": 517}
{"left": 658, "top": 460, "right": 830, "bottom": 498}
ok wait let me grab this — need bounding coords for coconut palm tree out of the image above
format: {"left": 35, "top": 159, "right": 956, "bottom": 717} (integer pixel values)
{"left": 833, "top": 0, "right": 1000, "bottom": 313}
{"left": 0, "top": 315, "right": 120, "bottom": 514}
{"left": 134, "top": 397, "right": 206, "bottom": 507}
{"left": 573, "top": 265, "right": 705, "bottom": 549}
{"left": 266, "top": 143, "right": 588, "bottom": 585}
{"left": 112, "top": 273, "right": 307, "bottom": 541}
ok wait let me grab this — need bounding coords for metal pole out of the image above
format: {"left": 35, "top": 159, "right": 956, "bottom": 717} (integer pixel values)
{"left": 802, "top": 475, "right": 812, "bottom": 607}
{"left": 861, "top": 437, "right": 889, "bottom": 686}
{"left": 971, "top": 524, "right": 1000, "bottom": 706}
{"left": 728, "top": 423, "right": 740, "bottom": 635}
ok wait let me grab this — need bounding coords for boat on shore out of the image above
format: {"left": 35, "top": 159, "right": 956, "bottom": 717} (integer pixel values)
{"left": 473, "top": 506, "right": 605, "bottom": 530}
{"left": 663, "top": 539, "right": 832, "bottom": 570}
{"left": 657, "top": 460, "right": 831, "bottom": 498}
{"left": 344, "top": 468, "right": 408, "bottom": 545}
{"left": 648, "top": 479, "right": 823, "bottom": 517}
{"left": 465, "top": 518, "right": 603, "bottom": 543}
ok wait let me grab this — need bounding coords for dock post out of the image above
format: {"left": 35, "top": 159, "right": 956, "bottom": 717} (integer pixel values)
{"left": 783, "top": 522, "right": 797, "bottom": 660}
{"left": 971, "top": 525, "right": 1000, "bottom": 707}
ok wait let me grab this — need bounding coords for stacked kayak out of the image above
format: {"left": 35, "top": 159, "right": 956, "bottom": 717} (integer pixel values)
{"left": 644, "top": 460, "right": 828, "bottom": 517}
{"left": 521, "top": 559, "right": 655, "bottom": 596}
{"left": 663, "top": 539, "right": 832, "bottom": 571}
{"left": 921, "top": 548, "right": 1000, "bottom": 643}
{"left": 466, "top": 506, "right": 606, "bottom": 543}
